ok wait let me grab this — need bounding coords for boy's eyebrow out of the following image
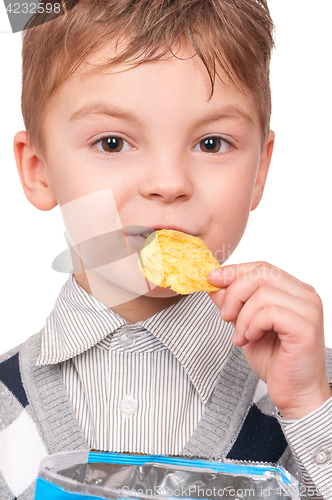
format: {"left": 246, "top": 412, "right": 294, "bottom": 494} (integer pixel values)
{"left": 69, "top": 102, "right": 254, "bottom": 127}
{"left": 69, "top": 103, "right": 144, "bottom": 126}
{"left": 198, "top": 105, "right": 254, "bottom": 127}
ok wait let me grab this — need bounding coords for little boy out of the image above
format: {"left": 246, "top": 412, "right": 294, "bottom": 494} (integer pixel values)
{"left": 1, "top": 0, "right": 332, "bottom": 499}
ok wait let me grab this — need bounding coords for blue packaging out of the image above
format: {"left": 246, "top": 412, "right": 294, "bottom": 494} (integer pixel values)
{"left": 34, "top": 451, "right": 299, "bottom": 500}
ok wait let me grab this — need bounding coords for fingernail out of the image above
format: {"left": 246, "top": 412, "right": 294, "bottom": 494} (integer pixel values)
{"left": 232, "top": 329, "right": 237, "bottom": 342}
{"left": 220, "top": 305, "right": 226, "bottom": 317}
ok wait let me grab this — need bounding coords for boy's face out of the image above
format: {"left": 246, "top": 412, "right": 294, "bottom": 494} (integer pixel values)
{"left": 24, "top": 41, "right": 274, "bottom": 310}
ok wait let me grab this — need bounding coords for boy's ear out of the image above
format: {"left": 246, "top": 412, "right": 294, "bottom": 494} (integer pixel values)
{"left": 251, "top": 130, "right": 275, "bottom": 211}
{"left": 13, "top": 131, "right": 57, "bottom": 211}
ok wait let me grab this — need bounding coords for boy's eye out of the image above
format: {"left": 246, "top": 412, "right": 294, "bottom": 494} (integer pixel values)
{"left": 92, "top": 135, "right": 233, "bottom": 155}
{"left": 194, "top": 136, "right": 233, "bottom": 154}
{"left": 94, "top": 136, "right": 133, "bottom": 154}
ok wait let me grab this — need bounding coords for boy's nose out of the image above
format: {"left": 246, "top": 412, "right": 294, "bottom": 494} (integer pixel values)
{"left": 138, "top": 156, "right": 195, "bottom": 203}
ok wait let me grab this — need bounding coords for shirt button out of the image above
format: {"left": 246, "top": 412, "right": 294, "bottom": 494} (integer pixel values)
{"left": 119, "top": 396, "right": 138, "bottom": 416}
{"left": 317, "top": 452, "right": 327, "bottom": 463}
{"left": 118, "top": 328, "right": 136, "bottom": 348}
{"left": 311, "top": 447, "right": 331, "bottom": 468}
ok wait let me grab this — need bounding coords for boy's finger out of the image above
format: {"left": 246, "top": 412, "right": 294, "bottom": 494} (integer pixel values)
{"left": 232, "top": 306, "right": 309, "bottom": 348}
{"left": 208, "top": 262, "right": 260, "bottom": 285}
{"left": 233, "top": 287, "right": 320, "bottom": 343}
{"left": 243, "top": 305, "right": 312, "bottom": 344}
{"left": 208, "top": 261, "right": 316, "bottom": 306}
{"left": 208, "top": 288, "right": 226, "bottom": 310}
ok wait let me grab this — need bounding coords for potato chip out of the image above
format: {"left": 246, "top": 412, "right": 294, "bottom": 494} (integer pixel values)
{"left": 138, "top": 229, "right": 221, "bottom": 294}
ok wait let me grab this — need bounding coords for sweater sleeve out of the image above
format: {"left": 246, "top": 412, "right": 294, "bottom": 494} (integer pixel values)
{"left": 276, "top": 392, "right": 332, "bottom": 500}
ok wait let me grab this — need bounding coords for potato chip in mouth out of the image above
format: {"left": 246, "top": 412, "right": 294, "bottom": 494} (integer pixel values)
{"left": 138, "top": 229, "right": 221, "bottom": 294}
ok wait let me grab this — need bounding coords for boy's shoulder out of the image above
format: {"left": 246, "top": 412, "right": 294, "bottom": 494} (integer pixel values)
{"left": 0, "top": 333, "right": 47, "bottom": 498}
{"left": 0, "top": 331, "right": 45, "bottom": 442}
{"left": 0, "top": 333, "right": 41, "bottom": 394}
{"left": 0, "top": 341, "right": 23, "bottom": 363}
{"left": 0, "top": 332, "right": 87, "bottom": 498}
{"left": 0, "top": 330, "right": 42, "bottom": 362}
{"left": 0, "top": 333, "right": 42, "bottom": 425}
{"left": 0, "top": 339, "right": 31, "bottom": 407}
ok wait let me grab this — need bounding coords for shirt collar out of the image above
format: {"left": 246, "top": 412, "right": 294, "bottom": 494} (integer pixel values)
{"left": 37, "top": 272, "right": 233, "bottom": 403}
{"left": 140, "top": 293, "right": 233, "bottom": 402}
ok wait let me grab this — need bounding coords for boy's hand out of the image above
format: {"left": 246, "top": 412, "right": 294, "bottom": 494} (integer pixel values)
{"left": 207, "top": 262, "right": 332, "bottom": 419}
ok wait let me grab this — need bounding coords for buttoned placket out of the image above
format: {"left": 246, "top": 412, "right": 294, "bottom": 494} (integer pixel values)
{"left": 115, "top": 326, "right": 140, "bottom": 420}
{"left": 106, "top": 324, "right": 149, "bottom": 450}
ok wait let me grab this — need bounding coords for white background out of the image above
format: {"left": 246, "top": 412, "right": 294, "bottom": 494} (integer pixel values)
{"left": 0, "top": 1, "right": 331, "bottom": 354}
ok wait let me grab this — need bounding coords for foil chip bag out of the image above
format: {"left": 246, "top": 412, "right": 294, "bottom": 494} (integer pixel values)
{"left": 34, "top": 451, "right": 300, "bottom": 500}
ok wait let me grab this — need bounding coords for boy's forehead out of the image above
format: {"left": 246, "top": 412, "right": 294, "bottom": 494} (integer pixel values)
{"left": 46, "top": 41, "right": 258, "bottom": 130}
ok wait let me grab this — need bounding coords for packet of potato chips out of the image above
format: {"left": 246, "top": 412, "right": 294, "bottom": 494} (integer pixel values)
{"left": 138, "top": 229, "right": 221, "bottom": 294}
{"left": 34, "top": 451, "right": 300, "bottom": 500}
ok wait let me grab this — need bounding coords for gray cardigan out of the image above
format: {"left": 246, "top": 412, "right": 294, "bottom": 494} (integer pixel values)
{"left": 1, "top": 330, "right": 332, "bottom": 499}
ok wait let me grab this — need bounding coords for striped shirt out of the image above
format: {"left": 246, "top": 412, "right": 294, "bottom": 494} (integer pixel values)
{"left": 36, "top": 272, "right": 234, "bottom": 453}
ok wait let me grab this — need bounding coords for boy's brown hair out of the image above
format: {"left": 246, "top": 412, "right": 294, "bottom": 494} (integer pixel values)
{"left": 21, "top": 0, "right": 274, "bottom": 157}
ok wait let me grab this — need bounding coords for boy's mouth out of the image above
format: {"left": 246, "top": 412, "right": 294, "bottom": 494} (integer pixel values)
{"left": 115, "top": 225, "right": 201, "bottom": 259}
{"left": 140, "top": 230, "right": 155, "bottom": 239}
{"left": 125, "top": 225, "right": 198, "bottom": 239}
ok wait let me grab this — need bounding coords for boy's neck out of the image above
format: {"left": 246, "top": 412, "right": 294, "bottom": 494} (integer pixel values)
{"left": 73, "top": 271, "right": 184, "bottom": 323}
